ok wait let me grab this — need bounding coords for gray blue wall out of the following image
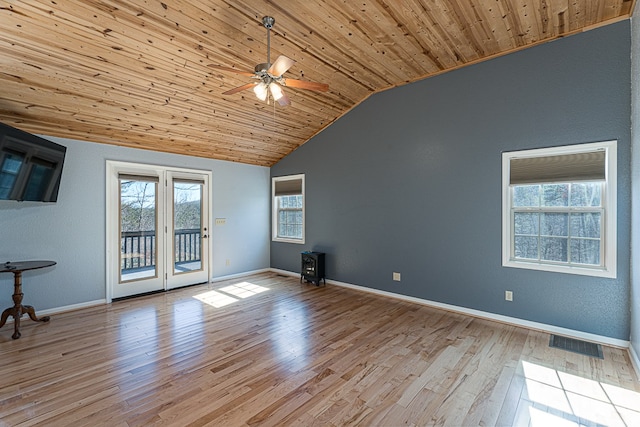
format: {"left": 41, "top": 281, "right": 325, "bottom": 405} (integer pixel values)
{"left": 0, "top": 137, "right": 270, "bottom": 311}
{"left": 271, "top": 21, "right": 632, "bottom": 340}
{"left": 631, "top": 10, "right": 640, "bottom": 365}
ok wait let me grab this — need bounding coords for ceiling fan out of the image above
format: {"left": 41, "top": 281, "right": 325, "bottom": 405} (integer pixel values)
{"left": 208, "top": 16, "right": 329, "bottom": 106}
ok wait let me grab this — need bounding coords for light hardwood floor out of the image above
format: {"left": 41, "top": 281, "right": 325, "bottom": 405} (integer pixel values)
{"left": 1, "top": 272, "right": 638, "bottom": 426}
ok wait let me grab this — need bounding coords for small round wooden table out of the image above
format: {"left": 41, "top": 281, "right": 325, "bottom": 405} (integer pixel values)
{"left": 0, "top": 260, "right": 56, "bottom": 339}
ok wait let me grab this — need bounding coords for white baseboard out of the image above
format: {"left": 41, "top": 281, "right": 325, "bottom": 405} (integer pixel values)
{"left": 2, "top": 299, "right": 106, "bottom": 323}
{"left": 210, "top": 268, "right": 271, "bottom": 283}
{"left": 270, "top": 268, "right": 300, "bottom": 278}
{"left": 271, "top": 268, "right": 630, "bottom": 349}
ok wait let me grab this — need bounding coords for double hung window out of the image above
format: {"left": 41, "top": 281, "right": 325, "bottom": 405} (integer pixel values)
{"left": 272, "top": 174, "right": 305, "bottom": 243}
{"left": 502, "top": 141, "right": 616, "bottom": 277}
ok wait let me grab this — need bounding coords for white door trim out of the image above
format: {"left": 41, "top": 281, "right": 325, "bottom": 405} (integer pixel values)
{"left": 105, "top": 160, "right": 213, "bottom": 302}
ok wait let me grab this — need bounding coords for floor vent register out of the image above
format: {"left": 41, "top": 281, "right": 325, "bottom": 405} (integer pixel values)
{"left": 549, "top": 334, "right": 604, "bottom": 359}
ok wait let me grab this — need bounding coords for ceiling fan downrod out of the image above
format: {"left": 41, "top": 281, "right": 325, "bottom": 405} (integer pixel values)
{"left": 263, "top": 16, "right": 275, "bottom": 68}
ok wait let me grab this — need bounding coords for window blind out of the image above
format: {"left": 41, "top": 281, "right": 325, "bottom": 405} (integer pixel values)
{"left": 509, "top": 150, "right": 606, "bottom": 185}
{"left": 173, "top": 178, "right": 205, "bottom": 185}
{"left": 118, "top": 173, "right": 159, "bottom": 183}
{"left": 274, "top": 178, "right": 303, "bottom": 196}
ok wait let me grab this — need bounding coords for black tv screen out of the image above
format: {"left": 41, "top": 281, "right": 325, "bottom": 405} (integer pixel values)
{"left": 0, "top": 122, "right": 66, "bottom": 202}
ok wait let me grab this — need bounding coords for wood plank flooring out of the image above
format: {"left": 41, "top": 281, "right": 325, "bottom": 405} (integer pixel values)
{"left": 0, "top": 272, "right": 638, "bottom": 426}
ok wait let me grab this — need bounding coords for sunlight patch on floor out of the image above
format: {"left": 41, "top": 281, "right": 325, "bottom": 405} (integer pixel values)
{"left": 193, "top": 290, "right": 237, "bottom": 308}
{"left": 193, "top": 282, "right": 270, "bottom": 308}
{"left": 219, "top": 282, "right": 269, "bottom": 298}
{"left": 517, "top": 360, "right": 640, "bottom": 426}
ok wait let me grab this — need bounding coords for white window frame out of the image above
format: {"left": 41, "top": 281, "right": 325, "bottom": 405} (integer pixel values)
{"left": 502, "top": 140, "right": 617, "bottom": 278}
{"left": 272, "top": 174, "right": 305, "bottom": 244}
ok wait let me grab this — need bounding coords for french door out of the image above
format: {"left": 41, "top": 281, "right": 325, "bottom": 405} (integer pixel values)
{"left": 166, "top": 170, "right": 209, "bottom": 289}
{"left": 107, "top": 162, "right": 211, "bottom": 299}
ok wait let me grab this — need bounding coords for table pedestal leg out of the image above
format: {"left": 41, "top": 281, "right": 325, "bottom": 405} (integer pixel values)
{"left": 0, "top": 271, "right": 50, "bottom": 339}
{"left": 0, "top": 307, "right": 13, "bottom": 329}
{"left": 23, "top": 305, "right": 50, "bottom": 323}
{"left": 12, "top": 305, "right": 21, "bottom": 340}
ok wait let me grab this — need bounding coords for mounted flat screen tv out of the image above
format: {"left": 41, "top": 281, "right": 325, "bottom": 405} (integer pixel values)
{"left": 0, "top": 122, "right": 66, "bottom": 202}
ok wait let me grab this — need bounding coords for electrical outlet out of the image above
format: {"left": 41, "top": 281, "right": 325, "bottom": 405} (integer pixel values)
{"left": 225, "top": 259, "right": 230, "bottom": 266}
{"left": 505, "top": 290, "right": 513, "bottom": 301}
{"left": 215, "top": 218, "right": 226, "bottom": 226}
{"left": 393, "top": 272, "right": 401, "bottom": 281}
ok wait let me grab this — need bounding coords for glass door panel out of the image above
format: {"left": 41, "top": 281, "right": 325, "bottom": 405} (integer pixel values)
{"left": 119, "top": 177, "right": 158, "bottom": 282}
{"left": 110, "top": 169, "right": 165, "bottom": 300}
{"left": 173, "top": 180, "right": 203, "bottom": 274}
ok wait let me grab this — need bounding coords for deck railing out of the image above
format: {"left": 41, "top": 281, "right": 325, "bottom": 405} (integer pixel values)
{"left": 174, "top": 229, "right": 201, "bottom": 264}
{"left": 120, "top": 228, "right": 201, "bottom": 271}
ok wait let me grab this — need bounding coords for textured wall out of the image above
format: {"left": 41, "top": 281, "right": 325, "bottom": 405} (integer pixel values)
{"left": 630, "top": 10, "right": 640, "bottom": 359}
{"left": 0, "top": 137, "right": 270, "bottom": 310}
{"left": 271, "top": 22, "right": 632, "bottom": 340}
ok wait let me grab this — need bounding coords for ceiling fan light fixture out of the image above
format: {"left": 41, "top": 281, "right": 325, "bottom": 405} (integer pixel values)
{"left": 269, "top": 83, "right": 284, "bottom": 101}
{"left": 253, "top": 82, "right": 268, "bottom": 101}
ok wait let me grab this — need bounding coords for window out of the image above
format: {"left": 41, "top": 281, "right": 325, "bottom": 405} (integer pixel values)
{"left": 502, "top": 141, "right": 616, "bottom": 278}
{"left": 272, "top": 174, "right": 305, "bottom": 243}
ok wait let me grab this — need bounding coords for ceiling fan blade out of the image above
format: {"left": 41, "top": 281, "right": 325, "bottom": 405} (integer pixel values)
{"left": 208, "top": 64, "right": 255, "bottom": 77}
{"left": 277, "top": 91, "right": 291, "bottom": 107}
{"left": 222, "top": 83, "right": 256, "bottom": 95}
{"left": 283, "top": 78, "right": 329, "bottom": 92}
{"left": 268, "top": 55, "right": 295, "bottom": 77}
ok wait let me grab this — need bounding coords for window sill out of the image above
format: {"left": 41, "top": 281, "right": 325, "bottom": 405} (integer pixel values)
{"left": 272, "top": 237, "right": 305, "bottom": 244}
{"left": 502, "top": 259, "right": 616, "bottom": 278}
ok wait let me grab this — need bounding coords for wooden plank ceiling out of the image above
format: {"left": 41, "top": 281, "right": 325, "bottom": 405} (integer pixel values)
{"left": 0, "top": 0, "right": 635, "bottom": 167}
